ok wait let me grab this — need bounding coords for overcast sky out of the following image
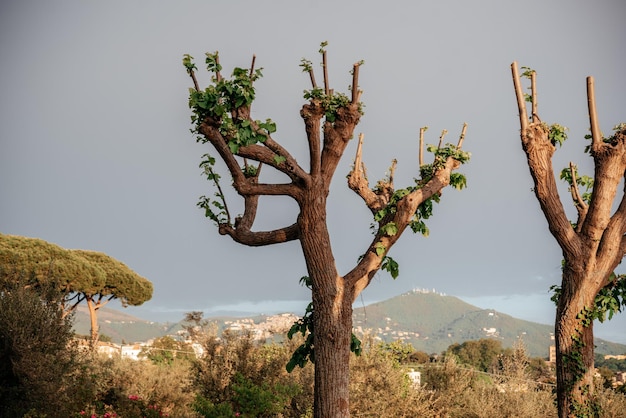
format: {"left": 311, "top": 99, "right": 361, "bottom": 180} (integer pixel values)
{"left": 1, "top": 1, "right": 625, "bottom": 343}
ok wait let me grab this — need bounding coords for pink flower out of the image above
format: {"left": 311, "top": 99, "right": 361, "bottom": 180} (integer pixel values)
{"left": 128, "top": 394, "right": 140, "bottom": 401}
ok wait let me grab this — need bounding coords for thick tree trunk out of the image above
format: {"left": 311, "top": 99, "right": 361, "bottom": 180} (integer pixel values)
{"left": 299, "top": 187, "right": 353, "bottom": 418}
{"left": 311, "top": 280, "right": 353, "bottom": 418}
{"left": 555, "top": 269, "right": 599, "bottom": 418}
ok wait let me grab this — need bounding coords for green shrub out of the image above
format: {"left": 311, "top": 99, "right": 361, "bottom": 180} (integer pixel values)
{"left": 0, "top": 282, "right": 89, "bottom": 417}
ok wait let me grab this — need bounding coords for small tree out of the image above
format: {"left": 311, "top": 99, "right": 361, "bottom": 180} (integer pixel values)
{"left": 183, "top": 44, "right": 470, "bottom": 417}
{"left": 511, "top": 62, "right": 626, "bottom": 417}
{"left": 71, "top": 249, "right": 154, "bottom": 343}
{"left": 0, "top": 233, "right": 153, "bottom": 343}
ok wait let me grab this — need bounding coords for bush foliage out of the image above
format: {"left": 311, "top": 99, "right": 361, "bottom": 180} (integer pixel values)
{"left": 1, "top": 298, "right": 625, "bottom": 417}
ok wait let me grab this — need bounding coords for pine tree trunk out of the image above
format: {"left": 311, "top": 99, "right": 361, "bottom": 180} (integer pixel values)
{"left": 555, "top": 275, "right": 598, "bottom": 418}
{"left": 86, "top": 297, "right": 99, "bottom": 346}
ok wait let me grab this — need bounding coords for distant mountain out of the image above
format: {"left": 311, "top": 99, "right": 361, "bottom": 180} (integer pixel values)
{"left": 72, "top": 290, "right": 626, "bottom": 358}
{"left": 353, "top": 290, "right": 552, "bottom": 357}
{"left": 353, "top": 289, "right": 626, "bottom": 358}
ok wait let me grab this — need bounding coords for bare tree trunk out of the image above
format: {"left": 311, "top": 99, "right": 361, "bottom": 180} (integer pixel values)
{"left": 311, "top": 283, "right": 353, "bottom": 418}
{"left": 555, "top": 272, "right": 598, "bottom": 417}
{"left": 299, "top": 187, "right": 353, "bottom": 418}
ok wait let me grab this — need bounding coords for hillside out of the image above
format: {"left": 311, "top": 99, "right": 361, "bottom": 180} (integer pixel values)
{"left": 353, "top": 289, "right": 626, "bottom": 358}
{"left": 353, "top": 290, "right": 554, "bottom": 357}
{"left": 72, "top": 290, "right": 626, "bottom": 358}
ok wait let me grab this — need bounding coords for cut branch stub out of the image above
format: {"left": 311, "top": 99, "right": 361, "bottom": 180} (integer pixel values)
{"left": 511, "top": 62, "right": 529, "bottom": 132}
{"left": 587, "top": 76, "right": 602, "bottom": 151}
{"left": 351, "top": 62, "right": 362, "bottom": 104}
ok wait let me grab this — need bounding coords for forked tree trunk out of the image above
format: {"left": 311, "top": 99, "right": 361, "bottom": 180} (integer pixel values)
{"left": 511, "top": 62, "right": 626, "bottom": 418}
{"left": 185, "top": 50, "right": 470, "bottom": 418}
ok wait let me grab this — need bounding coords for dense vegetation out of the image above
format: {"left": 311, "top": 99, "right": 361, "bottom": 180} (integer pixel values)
{"left": 2, "top": 289, "right": 626, "bottom": 418}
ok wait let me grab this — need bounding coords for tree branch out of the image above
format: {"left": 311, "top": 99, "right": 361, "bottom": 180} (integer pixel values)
{"left": 598, "top": 176, "right": 626, "bottom": 266}
{"left": 587, "top": 76, "right": 602, "bottom": 153}
{"left": 458, "top": 123, "right": 468, "bottom": 148}
{"left": 346, "top": 156, "right": 462, "bottom": 298}
{"left": 581, "top": 82, "right": 626, "bottom": 244}
{"left": 237, "top": 140, "right": 308, "bottom": 186}
{"left": 437, "top": 129, "right": 447, "bottom": 148}
{"left": 218, "top": 223, "right": 300, "bottom": 246}
{"left": 347, "top": 133, "right": 390, "bottom": 213}
{"left": 320, "top": 105, "right": 362, "bottom": 184}
{"left": 567, "top": 162, "right": 588, "bottom": 233}
{"left": 322, "top": 48, "right": 329, "bottom": 96}
{"left": 249, "top": 54, "right": 256, "bottom": 79}
{"left": 351, "top": 62, "right": 362, "bottom": 104}
{"left": 511, "top": 62, "right": 529, "bottom": 132}
{"left": 512, "top": 64, "right": 585, "bottom": 259}
{"left": 419, "top": 127, "right": 426, "bottom": 167}
{"left": 302, "top": 101, "right": 324, "bottom": 179}
{"left": 189, "top": 69, "right": 200, "bottom": 91}
{"left": 531, "top": 70, "right": 539, "bottom": 123}
{"left": 522, "top": 123, "right": 581, "bottom": 258}
{"left": 198, "top": 122, "right": 249, "bottom": 187}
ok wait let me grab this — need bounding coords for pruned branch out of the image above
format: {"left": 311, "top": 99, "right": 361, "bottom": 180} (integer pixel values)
{"left": 249, "top": 54, "right": 256, "bottom": 79}
{"left": 347, "top": 133, "right": 391, "bottom": 212}
{"left": 438, "top": 129, "right": 448, "bottom": 148}
{"left": 351, "top": 61, "right": 362, "bottom": 104}
{"left": 511, "top": 62, "right": 529, "bottom": 132}
{"left": 511, "top": 62, "right": 580, "bottom": 258}
{"left": 322, "top": 48, "right": 329, "bottom": 96}
{"left": 567, "top": 162, "right": 588, "bottom": 232}
{"left": 580, "top": 79, "right": 626, "bottom": 244}
{"left": 587, "top": 76, "right": 602, "bottom": 152}
{"left": 346, "top": 156, "right": 463, "bottom": 298}
{"left": 214, "top": 52, "right": 222, "bottom": 82}
{"left": 319, "top": 104, "right": 362, "bottom": 184}
{"left": 568, "top": 163, "right": 587, "bottom": 209}
{"left": 531, "top": 71, "right": 538, "bottom": 123}
{"left": 190, "top": 70, "right": 200, "bottom": 92}
{"left": 419, "top": 127, "right": 427, "bottom": 166}
{"left": 458, "top": 123, "right": 468, "bottom": 149}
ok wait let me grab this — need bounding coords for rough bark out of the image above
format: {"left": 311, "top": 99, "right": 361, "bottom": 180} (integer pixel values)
{"left": 511, "top": 62, "right": 626, "bottom": 417}
{"left": 187, "top": 51, "right": 469, "bottom": 418}
{"left": 555, "top": 274, "right": 597, "bottom": 416}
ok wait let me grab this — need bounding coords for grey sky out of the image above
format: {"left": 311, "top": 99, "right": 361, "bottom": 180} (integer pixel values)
{"left": 1, "top": 1, "right": 625, "bottom": 343}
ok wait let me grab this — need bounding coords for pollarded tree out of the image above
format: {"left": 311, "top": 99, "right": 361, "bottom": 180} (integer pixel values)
{"left": 183, "top": 44, "right": 470, "bottom": 418}
{"left": 0, "top": 233, "right": 153, "bottom": 343}
{"left": 511, "top": 63, "right": 626, "bottom": 417}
